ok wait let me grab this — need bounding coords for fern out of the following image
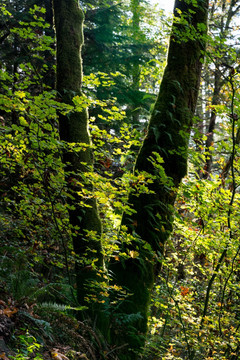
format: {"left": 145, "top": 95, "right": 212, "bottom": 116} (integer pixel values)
{"left": 0, "top": 253, "right": 39, "bottom": 301}
{"left": 35, "top": 302, "right": 87, "bottom": 312}
{"left": 29, "top": 282, "right": 77, "bottom": 305}
{"left": 9, "top": 270, "right": 39, "bottom": 300}
{"left": 18, "top": 310, "right": 53, "bottom": 341}
{"left": 114, "top": 312, "right": 143, "bottom": 325}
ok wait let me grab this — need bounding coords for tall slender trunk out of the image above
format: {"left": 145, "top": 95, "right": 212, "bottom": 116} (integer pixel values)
{"left": 110, "top": 1, "right": 209, "bottom": 358}
{"left": 53, "top": 0, "right": 103, "bottom": 319}
{"left": 130, "top": 0, "right": 141, "bottom": 123}
{"left": 203, "top": 69, "right": 221, "bottom": 178}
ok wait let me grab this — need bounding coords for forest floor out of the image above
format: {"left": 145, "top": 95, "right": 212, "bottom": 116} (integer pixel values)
{"left": 0, "top": 288, "right": 106, "bottom": 360}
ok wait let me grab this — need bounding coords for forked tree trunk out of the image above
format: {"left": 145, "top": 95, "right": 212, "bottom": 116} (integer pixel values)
{"left": 110, "top": 0, "right": 209, "bottom": 358}
{"left": 53, "top": 0, "right": 103, "bottom": 320}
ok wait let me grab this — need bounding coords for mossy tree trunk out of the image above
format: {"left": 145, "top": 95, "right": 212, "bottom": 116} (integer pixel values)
{"left": 110, "top": 0, "right": 209, "bottom": 358}
{"left": 53, "top": 0, "right": 103, "bottom": 318}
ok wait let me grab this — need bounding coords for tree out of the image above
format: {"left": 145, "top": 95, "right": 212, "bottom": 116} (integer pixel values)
{"left": 0, "top": 0, "right": 208, "bottom": 358}
{"left": 81, "top": 0, "right": 165, "bottom": 130}
{"left": 109, "top": 0, "right": 209, "bottom": 357}
{"left": 52, "top": 0, "right": 104, "bottom": 321}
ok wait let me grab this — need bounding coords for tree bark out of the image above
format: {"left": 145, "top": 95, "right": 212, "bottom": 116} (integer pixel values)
{"left": 203, "top": 69, "right": 221, "bottom": 178}
{"left": 110, "top": 0, "right": 209, "bottom": 358}
{"left": 53, "top": 0, "right": 103, "bottom": 318}
{"left": 130, "top": 0, "right": 141, "bottom": 123}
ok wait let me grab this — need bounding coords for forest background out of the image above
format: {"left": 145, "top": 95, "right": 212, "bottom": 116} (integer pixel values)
{"left": 0, "top": 0, "right": 240, "bottom": 359}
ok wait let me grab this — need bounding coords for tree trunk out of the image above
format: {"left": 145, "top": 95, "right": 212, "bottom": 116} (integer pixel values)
{"left": 203, "top": 0, "right": 240, "bottom": 178}
{"left": 130, "top": 0, "right": 141, "bottom": 123}
{"left": 203, "top": 69, "right": 221, "bottom": 178}
{"left": 110, "top": 0, "right": 209, "bottom": 358}
{"left": 52, "top": 0, "right": 103, "bottom": 320}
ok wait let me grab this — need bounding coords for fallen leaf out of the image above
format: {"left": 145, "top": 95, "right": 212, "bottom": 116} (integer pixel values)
{"left": 0, "top": 308, "right": 18, "bottom": 318}
{"left": 0, "top": 353, "right": 9, "bottom": 360}
{"left": 51, "top": 350, "right": 69, "bottom": 360}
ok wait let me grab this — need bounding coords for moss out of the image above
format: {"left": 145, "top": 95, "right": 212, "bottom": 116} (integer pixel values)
{"left": 128, "top": 0, "right": 209, "bottom": 251}
{"left": 53, "top": 0, "right": 104, "bottom": 327}
{"left": 110, "top": 0, "right": 209, "bottom": 357}
{"left": 110, "top": 256, "right": 154, "bottom": 360}
{"left": 53, "top": 0, "right": 84, "bottom": 93}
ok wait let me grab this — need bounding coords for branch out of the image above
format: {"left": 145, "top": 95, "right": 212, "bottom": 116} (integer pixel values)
{"left": 201, "top": 72, "right": 237, "bottom": 327}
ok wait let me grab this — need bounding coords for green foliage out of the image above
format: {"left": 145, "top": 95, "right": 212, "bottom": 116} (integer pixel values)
{"left": 3, "top": 1, "right": 240, "bottom": 360}
{"left": 142, "top": 65, "right": 240, "bottom": 358}
{"left": 0, "top": 0, "right": 160, "bottom": 322}
{"left": 81, "top": 0, "right": 169, "bottom": 129}
{"left": 9, "top": 331, "right": 43, "bottom": 360}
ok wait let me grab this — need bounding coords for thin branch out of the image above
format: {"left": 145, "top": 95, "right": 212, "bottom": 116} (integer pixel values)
{"left": 218, "top": 245, "right": 240, "bottom": 335}
{"left": 201, "top": 72, "right": 237, "bottom": 328}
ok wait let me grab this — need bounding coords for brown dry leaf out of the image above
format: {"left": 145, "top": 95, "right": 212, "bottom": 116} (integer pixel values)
{"left": 0, "top": 308, "right": 18, "bottom": 317}
{"left": 0, "top": 353, "right": 9, "bottom": 360}
{"left": 51, "top": 350, "right": 69, "bottom": 360}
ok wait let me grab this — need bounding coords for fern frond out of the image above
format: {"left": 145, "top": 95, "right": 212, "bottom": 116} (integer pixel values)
{"left": 36, "top": 302, "right": 87, "bottom": 312}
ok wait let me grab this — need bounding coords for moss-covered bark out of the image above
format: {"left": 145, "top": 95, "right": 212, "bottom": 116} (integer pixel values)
{"left": 110, "top": 1, "right": 209, "bottom": 358}
{"left": 52, "top": 0, "right": 103, "bottom": 319}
